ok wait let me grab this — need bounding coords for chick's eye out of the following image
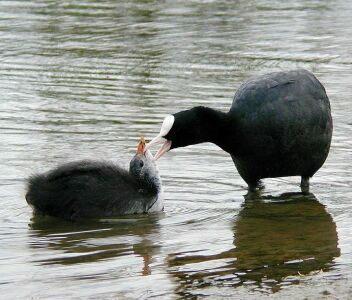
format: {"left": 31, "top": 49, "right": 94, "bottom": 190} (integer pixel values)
{"left": 139, "top": 161, "right": 144, "bottom": 168}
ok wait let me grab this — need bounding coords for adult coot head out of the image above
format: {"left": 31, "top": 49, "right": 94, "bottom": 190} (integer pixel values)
{"left": 145, "top": 107, "right": 227, "bottom": 160}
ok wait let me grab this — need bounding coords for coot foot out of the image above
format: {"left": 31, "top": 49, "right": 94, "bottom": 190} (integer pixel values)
{"left": 300, "top": 176, "right": 310, "bottom": 194}
{"left": 244, "top": 189, "right": 261, "bottom": 200}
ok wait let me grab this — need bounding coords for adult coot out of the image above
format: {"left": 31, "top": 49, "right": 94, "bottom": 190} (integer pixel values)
{"left": 26, "top": 137, "right": 163, "bottom": 220}
{"left": 146, "top": 69, "right": 332, "bottom": 192}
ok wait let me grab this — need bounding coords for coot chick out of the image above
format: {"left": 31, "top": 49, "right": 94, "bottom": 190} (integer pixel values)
{"left": 146, "top": 69, "right": 332, "bottom": 193}
{"left": 26, "top": 137, "right": 163, "bottom": 220}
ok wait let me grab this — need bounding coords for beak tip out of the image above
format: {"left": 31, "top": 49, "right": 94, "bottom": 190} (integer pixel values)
{"left": 136, "top": 136, "right": 146, "bottom": 154}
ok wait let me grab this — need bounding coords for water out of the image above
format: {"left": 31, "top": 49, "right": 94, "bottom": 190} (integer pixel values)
{"left": 1, "top": 0, "right": 351, "bottom": 299}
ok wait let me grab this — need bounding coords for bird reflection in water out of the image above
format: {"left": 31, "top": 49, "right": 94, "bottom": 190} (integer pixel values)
{"left": 28, "top": 214, "right": 162, "bottom": 277}
{"left": 168, "top": 193, "right": 340, "bottom": 295}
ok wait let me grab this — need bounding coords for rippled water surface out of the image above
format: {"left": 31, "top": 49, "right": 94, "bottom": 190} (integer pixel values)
{"left": 1, "top": 0, "right": 352, "bottom": 299}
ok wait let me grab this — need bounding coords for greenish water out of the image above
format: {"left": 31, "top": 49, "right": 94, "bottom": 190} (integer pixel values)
{"left": 0, "top": 0, "right": 351, "bottom": 299}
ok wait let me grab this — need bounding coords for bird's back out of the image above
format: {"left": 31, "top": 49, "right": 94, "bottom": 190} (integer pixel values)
{"left": 26, "top": 160, "right": 145, "bottom": 220}
{"left": 228, "top": 69, "right": 332, "bottom": 183}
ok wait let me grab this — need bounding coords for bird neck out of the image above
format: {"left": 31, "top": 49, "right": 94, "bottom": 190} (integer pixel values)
{"left": 184, "top": 106, "right": 235, "bottom": 152}
{"left": 136, "top": 172, "right": 162, "bottom": 196}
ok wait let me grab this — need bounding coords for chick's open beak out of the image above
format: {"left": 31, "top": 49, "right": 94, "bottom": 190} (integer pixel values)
{"left": 136, "top": 136, "right": 146, "bottom": 155}
{"left": 144, "top": 135, "right": 172, "bottom": 160}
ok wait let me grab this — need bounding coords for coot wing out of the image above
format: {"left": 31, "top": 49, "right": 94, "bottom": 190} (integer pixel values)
{"left": 228, "top": 69, "right": 332, "bottom": 180}
{"left": 231, "top": 69, "right": 329, "bottom": 112}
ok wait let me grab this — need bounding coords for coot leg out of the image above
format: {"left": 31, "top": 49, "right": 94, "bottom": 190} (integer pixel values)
{"left": 257, "top": 180, "right": 265, "bottom": 190}
{"left": 300, "top": 176, "right": 310, "bottom": 194}
{"left": 248, "top": 180, "right": 264, "bottom": 192}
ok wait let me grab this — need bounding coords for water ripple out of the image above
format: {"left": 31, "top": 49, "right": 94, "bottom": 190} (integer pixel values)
{"left": 1, "top": 0, "right": 352, "bottom": 299}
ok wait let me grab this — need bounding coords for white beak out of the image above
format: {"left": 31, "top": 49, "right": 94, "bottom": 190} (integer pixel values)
{"left": 154, "top": 140, "right": 172, "bottom": 160}
{"left": 145, "top": 115, "right": 175, "bottom": 160}
{"left": 145, "top": 135, "right": 172, "bottom": 160}
{"left": 145, "top": 134, "right": 165, "bottom": 151}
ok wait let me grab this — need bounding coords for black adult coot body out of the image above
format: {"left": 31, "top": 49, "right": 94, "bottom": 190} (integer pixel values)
{"left": 26, "top": 138, "right": 163, "bottom": 220}
{"left": 146, "top": 69, "right": 332, "bottom": 192}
